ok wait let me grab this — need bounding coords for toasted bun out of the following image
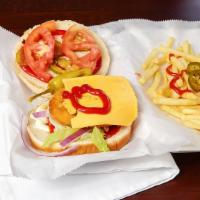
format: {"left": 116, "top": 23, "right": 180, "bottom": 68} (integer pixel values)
{"left": 27, "top": 103, "right": 133, "bottom": 155}
{"left": 14, "top": 20, "right": 110, "bottom": 94}
{"left": 28, "top": 123, "right": 133, "bottom": 155}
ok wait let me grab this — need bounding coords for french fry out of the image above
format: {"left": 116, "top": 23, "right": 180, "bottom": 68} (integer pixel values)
{"left": 147, "top": 72, "right": 161, "bottom": 97}
{"left": 189, "top": 43, "right": 195, "bottom": 55}
{"left": 182, "top": 120, "right": 200, "bottom": 130}
{"left": 182, "top": 40, "right": 190, "bottom": 54}
{"left": 161, "top": 105, "right": 200, "bottom": 129}
{"left": 166, "top": 37, "right": 175, "bottom": 48}
{"left": 160, "top": 87, "right": 172, "bottom": 97}
{"left": 179, "top": 58, "right": 188, "bottom": 71}
{"left": 158, "top": 69, "right": 170, "bottom": 95}
{"left": 180, "top": 108, "right": 200, "bottom": 115}
{"left": 171, "top": 90, "right": 180, "bottom": 99}
{"left": 187, "top": 119, "right": 200, "bottom": 125}
{"left": 181, "top": 92, "right": 198, "bottom": 100}
{"left": 159, "top": 45, "right": 200, "bottom": 62}
{"left": 182, "top": 72, "right": 192, "bottom": 90}
{"left": 171, "top": 63, "right": 178, "bottom": 73}
{"left": 139, "top": 64, "right": 159, "bottom": 84}
{"left": 160, "top": 105, "right": 183, "bottom": 119}
{"left": 179, "top": 105, "right": 200, "bottom": 110}
{"left": 176, "top": 46, "right": 183, "bottom": 52}
{"left": 142, "top": 48, "right": 158, "bottom": 69}
{"left": 160, "top": 105, "right": 200, "bottom": 120}
{"left": 175, "top": 78, "right": 184, "bottom": 88}
{"left": 153, "top": 96, "right": 200, "bottom": 106}
{"left": 153, "top": 54, "right": 167, "bottom": 65}
{"left": 171, "top": 56, "right": 185, "bottom": 71}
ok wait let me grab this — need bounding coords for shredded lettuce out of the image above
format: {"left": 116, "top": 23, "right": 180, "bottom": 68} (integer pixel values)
{"left": 43, "top": 127, "right": 78, "bottom": 147}
{"left": 78, "top": 133, "right": 92, "bottom": 141}
{"left": 91, "top": 127, "right": 109, "bottom": 152}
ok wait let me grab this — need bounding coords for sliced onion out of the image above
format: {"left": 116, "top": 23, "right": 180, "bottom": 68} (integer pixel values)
{"left": 60, "top": 127, "right": 91, "bottom": 147}
{"left": 21, "top": 115, "right": 78, "bottom": 157}
{"left": 32, "top": 111, "right": 47, "bottom": 118}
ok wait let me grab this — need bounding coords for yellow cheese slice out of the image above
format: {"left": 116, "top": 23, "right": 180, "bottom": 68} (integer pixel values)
{"left": 63, "top": 75, "right": 138, "bottom": 128}
{"left": 63, "top": 100, "right": 77, "bottom": 115}
{"left": 78, "top": 93, "right": 103, "bottom": 107}
{"left": 63, "top": 93, "right": 103, "bottom": 115}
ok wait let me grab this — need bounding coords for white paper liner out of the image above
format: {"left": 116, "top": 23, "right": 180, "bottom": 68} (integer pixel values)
{"left": 0, "top": 153, "right": 179, "bottom": 200}
{"left": 0, "top": 19, "right": 199, "bottom": 179}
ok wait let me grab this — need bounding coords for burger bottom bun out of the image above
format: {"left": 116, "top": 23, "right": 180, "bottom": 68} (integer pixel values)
{"left": 27, "top": 125, "right": 134, "bottom": 155}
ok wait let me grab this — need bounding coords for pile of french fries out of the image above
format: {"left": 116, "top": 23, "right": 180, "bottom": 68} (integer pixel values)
{"left": 139, "top": 37, "right": 200, "bottom": 131}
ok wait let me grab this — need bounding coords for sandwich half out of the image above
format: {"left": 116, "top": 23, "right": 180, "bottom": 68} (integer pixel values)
{"left": 26, "top": 75, "right": 138, "bottom": 156}
{"left": 15, "top": 20, "right": 110, "bottom": 94}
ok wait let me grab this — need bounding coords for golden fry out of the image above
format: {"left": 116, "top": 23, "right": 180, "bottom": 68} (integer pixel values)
{"left": 181, "top": 92, "right": 198, "bottom": 100}
{"left": 166, "top": 37, "right": 175, "bottom": 48}
{"left": 161, "top": 106, "right": 200, "bottom": 129}
{"left": 153, "top": 54, "right": 167, "bottom": 65}
{"left": 180, "top": 108, "right": 200, "bottom": 115}
{"left": 182, "top": 120, "right": 200, "bottom": 130}
{"left": 153, "top": 96, "right": 200, "bottom": 106}
{"left": 142, "top": 48, "right": 158, "bottom": 69}
{"left": 171, "top": 57, "right": 185, "bottom": 71}
{"left": 147, "top": 72, "right": 161, "bottom": 97}
{"left": 139, "top": 64, "right": 159, "bottom": 84}
{"left": 161, "top": 105, "right": 200, "bottom": 120}
{"left": 159, "top": 45, "right": 200, "bottom": 62}
{"left": 182, "top": 41, "right": 190, "bottom": 54}
{"left": 179, "top": 57, "right": 188, "bottom": 68}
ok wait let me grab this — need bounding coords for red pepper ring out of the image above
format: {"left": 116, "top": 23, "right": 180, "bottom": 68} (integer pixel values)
{"left": 62, "top": 84, "right": 111, "bottom": 114}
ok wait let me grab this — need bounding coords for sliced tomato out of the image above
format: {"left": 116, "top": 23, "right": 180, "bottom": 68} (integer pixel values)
{"left": 62, "top": 26, "right": 102, "bottom": 73}
{"left": 76, "top": 47, "right": 101, "bottom": 72}
{"left": 47, "top": 118, "right": 55, "bottom": 133}
{"left": 21, "top": 65, "right": 37, "bottom": 78}
{"left": 93, "top": 57, "right": 102, "bottom": 74}
{"left": 51, "top": 29, "right": 66, "bottom": 36}
{"left": 104, "top": 126, "right": 121, "bottom": 139}
{"left": 23, "top": 21, "right": 56, "bottom": 82}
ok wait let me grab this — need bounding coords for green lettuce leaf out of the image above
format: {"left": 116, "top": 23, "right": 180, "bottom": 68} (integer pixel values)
{"left": 43, "top": 127, "right": 78, "bottom": 147}
{"left": 91, "top": 127, "right": 110, "bottom": 152}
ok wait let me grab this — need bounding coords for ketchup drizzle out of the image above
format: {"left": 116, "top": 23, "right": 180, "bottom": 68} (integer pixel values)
{"left": 62, "top": 84, "right": 111, "bottom": 114}
{"left": 166, "top": 65, "right": 191, "bottom": 96}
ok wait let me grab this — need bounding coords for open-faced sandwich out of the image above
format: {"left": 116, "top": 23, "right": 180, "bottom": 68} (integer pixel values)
{"left": 15, "top": 20, "right": 110, "bottom": 94}
{"left": 23, "top": 75, "right": 138, "bottom": 156}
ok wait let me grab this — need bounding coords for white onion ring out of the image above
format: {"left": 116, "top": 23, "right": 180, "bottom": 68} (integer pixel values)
{"left": 21, "top": 115, "right": 78, "bottom": 157}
